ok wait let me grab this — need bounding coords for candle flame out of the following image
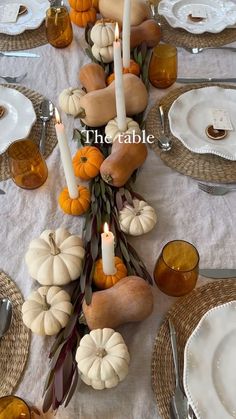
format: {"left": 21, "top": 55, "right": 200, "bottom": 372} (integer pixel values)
{"left": 104, "top": 222, "right": 109, "bottom": 234}
{"left": 55, "top": 108, "right": 61, "bottom": 124}
{"left": 115, "top": 22, "right": 119, "bottom": 41}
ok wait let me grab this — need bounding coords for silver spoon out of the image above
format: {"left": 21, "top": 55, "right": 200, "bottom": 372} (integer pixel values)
{"left": 185, "top": 46, "right": 236, "bottom": 54}
{"left": 0, "top": 72, "right": 27, "bottom": 84}
{"left": 169, "top": 318, "right": 188, "bottom": 419}
{"left": 39, "top": 99, "right": 54, "bottom": 156}
{"left": 158, "top": 105, "right": 172, "bottom": 151}
{"left": 0, "top": 298, "right": 12, "bottom": 338}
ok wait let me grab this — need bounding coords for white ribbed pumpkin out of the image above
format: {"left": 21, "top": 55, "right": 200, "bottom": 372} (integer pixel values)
{"left": 22, "top": 286, "right": 72, "bottom": 336}
{"left": 119, "top": 199, "right": 157, "bottom": 236}
{"left": 58, "top": 87, "right": 85, "bottom": 116}
{"left": 76, "top": 328, "right": 130, "bottom": 390}
{"left": 105, "top": 117, "right": 141, "bottom": 143}
{"left": 92, "top": 44, "right": 113, "bottom": 63}
{"left": 25, "top": 228, "right": 85, "bottom": 286}
{"left": 91, "top": 22, "right": 115, "bottom": 47}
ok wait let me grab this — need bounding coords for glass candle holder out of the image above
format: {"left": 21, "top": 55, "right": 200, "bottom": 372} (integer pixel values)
{"left": 149, "top": 44, "right": 177, "bottom": 88}
{"left": 0, "top": 396, "right": 41, "bottom": 419}
{"left": 154, "top": 240, "right": 199, "bottom": 297}
{"left": 8, "top": 139, "right": 48, "bottom": 190}
{"left": 45, "top": 5, "right": 73, "bottom": 48}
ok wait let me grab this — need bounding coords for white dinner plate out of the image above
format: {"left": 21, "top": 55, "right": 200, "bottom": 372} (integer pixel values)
{"left": 184, "top": 301, "right": 236, "bottom": 419}
{"left": 168, "top": 86, "right": 236, "bottom": 160}
{"left": 158, "top": 0, "right": 236, "bottom": 34}
{"left": 0, "top": 86, "right": 36, "bottom": 154}
{"left": 0, "top": 0, "right": 50, "bottom": 35}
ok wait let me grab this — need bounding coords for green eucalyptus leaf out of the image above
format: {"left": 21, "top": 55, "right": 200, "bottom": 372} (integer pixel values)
{"left": 119, "top": 240, "right": 130, "bottom": 262}
{"left": 64, "top": 368, "right": 79, "bottom": 408}
{"left": 106, "top": 199, "right": 111, "bottom": 214}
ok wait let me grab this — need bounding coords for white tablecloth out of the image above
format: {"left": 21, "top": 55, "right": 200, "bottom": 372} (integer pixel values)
{"left": 1, "top": 4, "right": 236, "bottom": 418}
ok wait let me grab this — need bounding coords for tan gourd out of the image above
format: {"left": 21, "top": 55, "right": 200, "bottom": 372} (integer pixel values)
{"left": 82, "top": 276, "right": 153, "bottom": 329}
{"left": 100, "top": 134, "right": 148, "bottom": 187}
{"left": 130, "top": 19, "right": 161, "bottom": 49}
{"left": 79, "top": 63, "right": 107, "bottom": 92}
{"left": 99, "top": 0, "right": 151, "bottom": 26}
{"left": 79, "top": 74, "right": 148, "bottom": 127}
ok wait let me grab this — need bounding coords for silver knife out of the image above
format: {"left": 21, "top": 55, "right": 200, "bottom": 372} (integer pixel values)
{"left": 200, "top": 269, "right": 236, "bottom": 279}
{"left": 0, "top": 51, "right": 40, "bottom": 58}
{"left": 177, "top": 78, "right": 236, "bottom": 83}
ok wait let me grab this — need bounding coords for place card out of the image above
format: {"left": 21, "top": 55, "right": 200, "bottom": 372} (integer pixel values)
{"left": 190, "top": 7, "right": 207, "bottom": 19}
{"left": 0, "top": 4, "right": 20, "bottom": 23}
{"left": 211, "top": 109, "right": 233, "bottom": 131}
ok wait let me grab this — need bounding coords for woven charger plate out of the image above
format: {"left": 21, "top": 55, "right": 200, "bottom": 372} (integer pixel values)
{"left": 152, "top": 279, "right": 236, "bottom": 419}
{"left": 0, "top": 23, "right": 47, "bottom": 51}
{"left": 146, "top": 83, "right": 236, "bottom": 183}
{"left": 0, "top": 271, "right": 30, "bottom": 396}
{"left": 0, "top": 84, "right": 57, "bottom": 182}
{"left": 156, "top": 0, "right": 236, "bottom": 48}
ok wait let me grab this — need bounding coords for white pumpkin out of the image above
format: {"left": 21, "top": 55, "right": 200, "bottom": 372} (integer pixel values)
{"left": 91, "top": 22, "right": 115, "bottom": 47}
{"left": 58, "top": 87, "right": 85, "bottom": 116}
{"left": 25, "top": 228, "right": 85, "bottom": 286}
{"left": 22, "top": 286, "right": 72, "bottom": 336}
{"left": 92, "top": 44, "right": 113, "bottom": 63}
{"left": 119, "top": 199, "right": 157, "bottom": 236}
{"left": 76, "top": 328, "right": 130, "bottom": 390}
{"left": 105, "top": 117, "right": 141, "bottom": 143}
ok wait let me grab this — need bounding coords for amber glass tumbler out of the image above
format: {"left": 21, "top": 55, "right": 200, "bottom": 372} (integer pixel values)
{"left": 0, "top": 396, "right": 31, "bottom": 419}
{"left": 46, "top": 6, "right": 73, "bottom": 48}
{"left": 8, "top": 139, "right": 48, "bottom": 190}
{"left": 154, "top": 240, "right": 199, "bottom": 296}
{"left": 149, "top": 44, "right": 177, "bottom": 88}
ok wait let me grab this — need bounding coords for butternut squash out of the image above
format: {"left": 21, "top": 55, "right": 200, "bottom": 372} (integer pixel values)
{"left": 130, "top": 19, "right": 161, "bottom": 49}
{"left": 79, "top": 63, "right": 106, "bottom": 92}
{"left": 82, "top": 276, "right": 153, "bottom": 329}
{"left": 100, "top": 134, "right": 147, "bottom": 187}
{"left": 99, "top": 0, "right": 151, "bottom": 26}
{"left": 79, "top": 74, "right": 148, "bottom": 127}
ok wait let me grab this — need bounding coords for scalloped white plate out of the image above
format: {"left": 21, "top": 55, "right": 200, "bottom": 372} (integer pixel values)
{"left": 168, "top": 86, "right": 236, "bottom": 160}
{"left": 158, "top": 0, "right": 236, "bottom": 34}
{"left": 0, "top": 86, "right": 36, "bottom": 154}
{"left": 184, "top": 301, "right": 236, "bottom": 419}
{"left": 0, "top": 0, "right": 49, "bottom": 35}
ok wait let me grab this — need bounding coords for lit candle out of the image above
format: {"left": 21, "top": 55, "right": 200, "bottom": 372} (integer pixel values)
{"left": 122, "top": 0, "right": 131, "bottom": 69}
{"left": 55, "top": 109, "right": 78, "bottom": 199}
{"left": 101, "top": 223, "right": 116, "bottom": 275}
{"left": 113, "top": 23, "right": 127, "bottom": 132}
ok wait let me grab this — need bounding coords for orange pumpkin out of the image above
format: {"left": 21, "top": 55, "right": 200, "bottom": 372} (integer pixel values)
{"left": 58, "top": 186, "right": 91, "bottom": 215}
{"left": 93, "top": 257, "right": 127, "bottom": 289}
{"left": 73, "top": 146, "right": 104, "bottom": 180}
{"left": 92, "top": 0, "right": 99, "bottom": 11}
{"left": 69, "top": 0, "right": 92, "bottom": 12}
{"left": 106, "top": 59, "right": 140, "bottom": 85}
{"left": 70, "top": 7, "right": 96, "bottom": 27}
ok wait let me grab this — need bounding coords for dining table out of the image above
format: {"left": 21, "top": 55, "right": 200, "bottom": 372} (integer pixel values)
{"left": 1, "top": 2, "right": 236, "bottom": 418}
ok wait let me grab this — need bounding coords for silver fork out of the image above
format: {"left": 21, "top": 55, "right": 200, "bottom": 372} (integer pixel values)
{"left": 185, "top": 47, "right": 236, "bottom": 54}
{"left": 198, "top": 182, "right": 236, "bottom": 195}
{"left": 0, "top": 72, "right": 27, "bottom": 83}
{"left": 158, "top": 105, "right": 172, "bottom": 151}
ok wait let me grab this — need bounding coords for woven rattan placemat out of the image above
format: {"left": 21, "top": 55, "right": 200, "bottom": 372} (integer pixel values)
{"left": 152, "top": 279, "right": 236, "bottom": 419}
{"left": 0, "top": 84, "right": 57, "bottom": 182}
{"left": 156, "top": 0, "right": 236, "bottom": 48}
{"left": 146, "top": 83, "right": 236, "bottom": 183}
{"left": 0, "top": 271, "right": 30, "bottom": 396}
{"left": 0, "top": 24, "right": 47, "bottom": 51}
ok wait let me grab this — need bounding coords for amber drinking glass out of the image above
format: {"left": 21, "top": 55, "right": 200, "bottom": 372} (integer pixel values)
{"left": 8, "top": 139, "right": 48, "bottom": 190}
{"left": 46, "top": 6, "right": 73, "bottom": 48}
{"left": 0, "top": 396, "right": 41, "bottom": 419}
{"left": 154, "top": 240, "right": 199, "bottom": 296}
{"left": 149, "top": 44, "right": 177, "bottom": 88}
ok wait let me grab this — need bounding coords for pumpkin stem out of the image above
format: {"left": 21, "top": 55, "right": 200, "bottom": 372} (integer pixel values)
{"left": 49, "top": 233, "right": 61, "bottom": 256}
{"left": 101, "top": 173, "right": 113, "bottom": 185}
{"left": 77, "top": 108, "right": 86, "bottom": 119}
{"left": 80, "top": 156, "right": 88, "bottom": 163}
{"left": 96, "top": 347, "right": 107, "bottom": 358}
{"left": 42, "top": 295, "right": 50, "bottom": 311}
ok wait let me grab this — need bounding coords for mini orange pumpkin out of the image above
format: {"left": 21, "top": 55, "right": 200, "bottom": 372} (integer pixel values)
{"left": 70, "top": 7, "right": 96, "bottom": 27}
{"left": 69, "top": 0, "right": 92, "bottom": 12}
{"left": 106, "top": 59, "right": 140, "bottom": 85}
{"left": 73, "top": 146, "right": 104, "bottom": 180}
{"left": 92, "top": 0, "right": 99, "bottom": 11}
{"left": 93, "top": 257, "right": 128, "bottom": 289}
{"left": 58, "top": 186, "right": 91, "bottom": 215}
